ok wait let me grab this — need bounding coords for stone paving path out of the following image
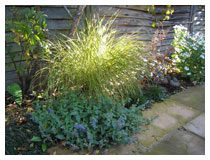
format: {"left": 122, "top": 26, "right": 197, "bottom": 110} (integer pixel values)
{"left": 47, "top": 85, "right": 205, "bottom": 155}
{"left": 143, "top": 85, "right": 205, "bottom": 155}
{"left": 144, "top": 113, "right": 205, "bottom": 155}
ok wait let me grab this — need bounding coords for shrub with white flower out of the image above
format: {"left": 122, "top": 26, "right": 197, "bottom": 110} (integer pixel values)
{"left": 171, "top": 25, "right": 205, "bottom": 83}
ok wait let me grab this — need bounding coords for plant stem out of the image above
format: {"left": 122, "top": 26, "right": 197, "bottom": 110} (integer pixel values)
{"left": 69, "top": 5, "right": 86, "bottom": 38}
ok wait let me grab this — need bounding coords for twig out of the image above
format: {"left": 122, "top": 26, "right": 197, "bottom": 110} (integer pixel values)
{"left": 69, "top": 5, "right": 86, "bottom": 37}
{"left": 64, "top": 5, "right": 72, "bottom": 18}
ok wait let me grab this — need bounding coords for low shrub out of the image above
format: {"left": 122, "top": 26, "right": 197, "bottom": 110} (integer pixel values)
{"left": 171, "top": 25, "right": 205, "bottom": 83}
{"left": 143, "top": 85, "right": 167, "bottom": 102}
{"left": 143, "top": 56, "right": 181, "bottom": 87}
{"left": 124, "top": 87, "right": 152, "bottom": 110}
{"left": 31, "top": 88, "right": 147, "bottom": 150}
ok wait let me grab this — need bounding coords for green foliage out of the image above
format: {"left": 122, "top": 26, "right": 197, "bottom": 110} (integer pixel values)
{"left": 147, "top": 5, "right": 156, "bottom": 15}
{"left": 37, "top": 16, "right": 148, "bottom": 102}
{"left": 31, "top": 88, "right": 147, "bottom": 150}
{"left": 147, "top": 5, "right": 174, "bottom": 27}
{"left": 143, "top": 85, "right": 166, "bottom": 102}
{"left": 7, "top": 83, "right": 22, "bottom": 106}
{"left": 31, "top": 136, "right": 41, "bottom": 142}
{"left": 6, "top": 7, "right": 48, "bottom": 92}
{"left": 171, "top": 25, "right": 205, "bottom": 83}
{"left": 5, "top": 116, "right": 46, "bottom": 155}
{"left": 125, "top": 87, "right": 152, "bottom": 110}
{"left": 42, "top": 144, "right": 47, "bottom": 152}
{"left": 30, "top": 136, "right": 47, "bottom": 152}
{"left": 6, "top": 7, "right": 47, "bottom": 59}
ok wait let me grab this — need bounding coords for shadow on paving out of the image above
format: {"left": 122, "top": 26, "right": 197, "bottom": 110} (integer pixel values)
{"left": 142, "top": 85, "right": 205, "bottom": 155}
{"left": 145, "top": 113, "right": 205, "bottom": 155}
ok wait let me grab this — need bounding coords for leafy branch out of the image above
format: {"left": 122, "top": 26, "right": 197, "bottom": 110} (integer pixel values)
{"left": 6, "top": 7, "right": 48, "bottom": 94}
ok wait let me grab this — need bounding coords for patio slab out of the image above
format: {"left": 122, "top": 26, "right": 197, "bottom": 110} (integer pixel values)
{"left": 184, "top": 113, "right": 205, "bottom": 138}
{"left": 169, "top": 85, "right": 205, "bottom": 112}
{"left": 142, "top": 99, "right": 200, "bottom": 134}
{"left": 145, "top": 129, "right": 205, "bottom": 155}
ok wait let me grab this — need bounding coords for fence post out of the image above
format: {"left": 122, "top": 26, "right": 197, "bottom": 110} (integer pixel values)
{"left": 189, "top": 5, "right": 194, "bottom": 33}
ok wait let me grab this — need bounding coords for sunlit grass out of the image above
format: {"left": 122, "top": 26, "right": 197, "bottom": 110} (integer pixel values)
{"left": 36, "top": 16, "right": 149, "bottom": 102}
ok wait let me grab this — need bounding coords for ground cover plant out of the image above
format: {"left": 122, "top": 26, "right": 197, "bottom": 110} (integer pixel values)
{"left": 5, "top": 94, "right": 51, "bottom": 155}
{"left": 6, "top": 115, "right": 45, "bottom": 155}
{"left": 31, "top": 88, "right": 148, "bottom": 150}
{"left": 143, "top": 85, "right": 167, "bottom": 102}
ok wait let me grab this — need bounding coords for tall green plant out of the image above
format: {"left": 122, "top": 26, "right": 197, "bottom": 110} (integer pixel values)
{"left": 6, "top": 7, "right": 48, "bottom": 94}
{"left": 36, "top": 17, "right": 148, "bottom": 102}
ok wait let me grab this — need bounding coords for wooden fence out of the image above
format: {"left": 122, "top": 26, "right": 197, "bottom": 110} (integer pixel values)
{"left": 95, "top": 5, "right": 204, "bottom": 53}
{"left": 5, "top": 5, "right": 205, "bottom": 87}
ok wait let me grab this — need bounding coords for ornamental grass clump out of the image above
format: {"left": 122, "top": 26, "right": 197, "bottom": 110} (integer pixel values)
{"left": 37, "top": 17, "right": 148, "bottom": 102}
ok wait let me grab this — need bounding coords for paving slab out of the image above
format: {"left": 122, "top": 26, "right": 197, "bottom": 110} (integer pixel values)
{"left": 102, "top": 143, "right": 139, "bottom": 155}
{"left": 151, "top": 113, "right": 177, "bottom": 129}
{"left": 184, "top": 113, "right": 205, "bottom": 138}
{"left": 144, "top": 129, "right": 205, "bottom": 155}
{"left": 166, "top": 103, "right": 195, "bottom": 119}
{"left": 136, "top": 125, "right": 168, "bottom": 147}
{"left": 142, "top": 100, "right": 199, "bottom": 132}
{"left": 169, "top": 85, "right": 205, "bottom": 111}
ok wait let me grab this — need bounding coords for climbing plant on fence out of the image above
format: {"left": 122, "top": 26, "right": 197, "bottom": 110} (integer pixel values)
{"left": 147, "top": 5, "right": 174, "bottom": 28}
